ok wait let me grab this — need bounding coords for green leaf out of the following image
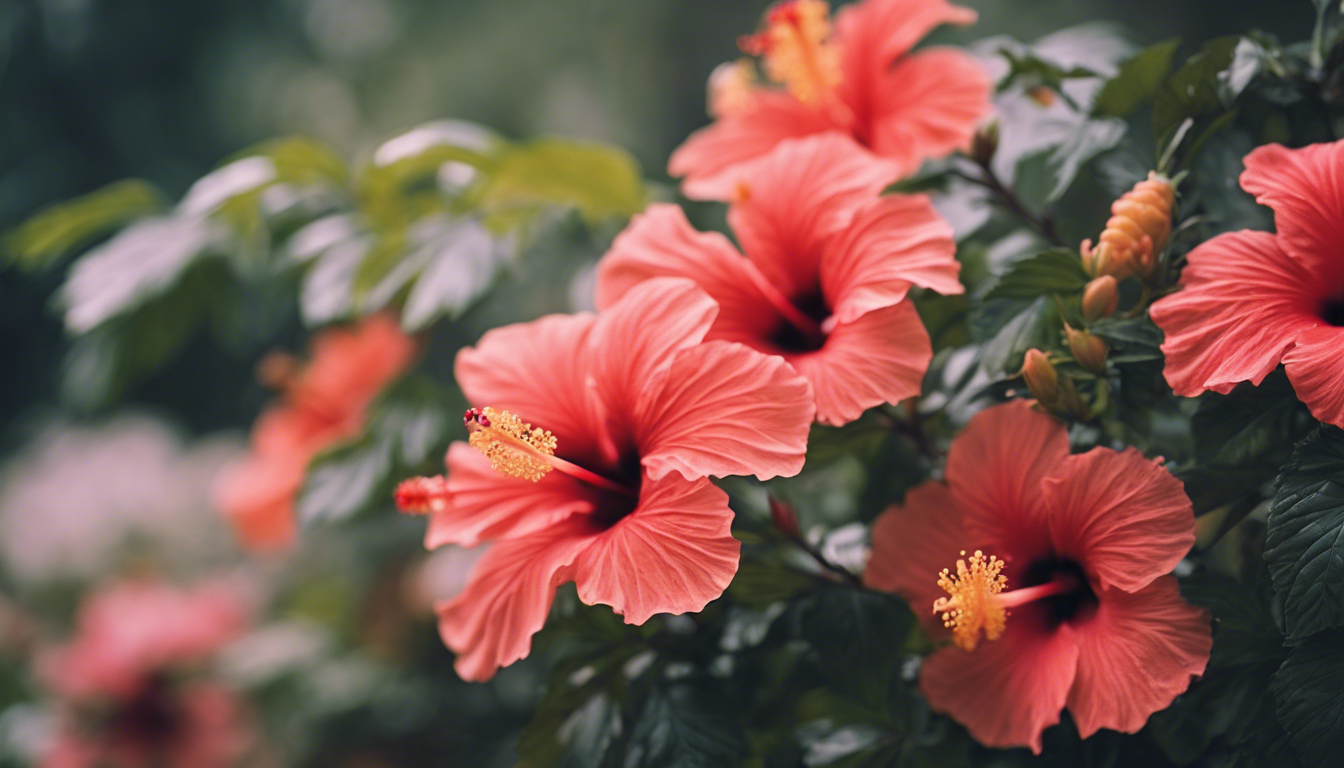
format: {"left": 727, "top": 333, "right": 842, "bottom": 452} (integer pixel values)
{"left": 479, "top": 139, "right": 646, "bottom": 224}
{"left": 4, "top": 180, "right": 164, "bottom": 270}
{"left": 1266, "top": 426, "right": 1344, "bottom": 639}
{"left": 1044, "top": 117, "right": 1127, "bottom": 201}
{"left": 997, "top": 47, "right": 1099, "bottom": 93}
{"left": 979, "top": 296, "right": 1056, "bottom": 378}
{"left": 399, "top": 217, "right": 505, "bottom": 330}
{"left": 789, "top": 588, "right": 913, "bottom": 703}
{"left": 1179, "top": 570, "right": 1283, "bottom": 667}
{"left": 622, "top": 682, "right": 747, "bottom": 768}
{"left": 299, "top": 236, "right": 372, "bottom": 326}
{"left": 1093, "top": 38, "right": 1181, "bottom": 117}
{"left": 296, "top": 375, "right": 455, "bottom": 525}
{"left": 1154, "top": 36, "right": 1242, "bottom": 154}
{"left": 1273, "top": 627, "right": 1344, "bottom": 766}
{"left": 59, "top": 216, "right": 224, "bottom": 333}
{"left": 1192, "top": 372, "right": 1310, "bottom": 467}
{"left": 984, "top": 248, "right": 1090, "bottom": 301}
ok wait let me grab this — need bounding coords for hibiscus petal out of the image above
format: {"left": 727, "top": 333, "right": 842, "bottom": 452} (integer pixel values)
{"left": 1150, "top": 231, "right": 1322, "bottom": 397}
{"left": 1240, "top": 141, "right": 1344, "bottom": 284}
{"left": 595, "top": 204, "right": 779, "bottom": 344}
{"left": 425, "top": 443, "right": 597, "bottom": 549}
{"left": 946, "top": 401, "right": 1069, "bottom": 559}
{"left": 727, "top": 133, "right": 904, "bottom": 299}
{"left": 455, "top": 312, "right": 602, "bottom": 454}
{"left": 786, "top": 301, "right": 932, "bottom": 426}
{"left": 573, "top": 475, "right": 739, "bottom": 625}
{"left": 1067, "top": 576, "right": 1211, "bottom": 737}
{"left": 865, "top": 482, "right": 974, "bottom": 634}
{"left": 436, "top": 516, "right": 598, "bottom": 681}
{"left": 636, "top": 340, "right": 813, "bottom": 481}
{"left": 821, "top": 194, "right": 962, "bottom": 325}
{"left": 668, "top": 91, "right": 842, "bottom": 201}
{"left": 588, "top": 278, "right": 719, "bottom": 425}
{"left": 920, "top": 620, "right": 1079, "bottom": 754}
{"left": 862, "top": 48, "right": 991, "bottom": 173}
{"left": 1283, "top": 325, "right": 1344, "bottom": 429}
{"left": 1043, "top": 447, "right": 1195, "bottom": 593}
{"left": 835, "top": 0, "right": 979, "bottom": 74}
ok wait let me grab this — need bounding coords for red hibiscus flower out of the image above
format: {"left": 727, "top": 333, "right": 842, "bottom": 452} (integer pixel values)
{"left": 598, "top": 133, "right": 961, "bottom": 426}
{"left": 670, "top": 0, "right": 990, "bottom": 199}
{"left": 1150, "top": 140, "right": 1344, "bottom": 427}
{"left": 865, "top": 401, "right": 1210, "bottom": 753}
{"left": 38, "top": 578, "right": 255, "bottom": 768}
{"left": 214, "top": 314, "right": 416, "bottom": 549}
{"left": 398, "top": 278, "right": 815, "bottom": 681}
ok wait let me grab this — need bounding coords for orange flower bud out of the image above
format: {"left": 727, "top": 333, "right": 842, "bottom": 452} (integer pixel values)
{"left": 1084, "top": 173, "right": 1175, "bottom": 280}
{"left": 1066, "top": 325, "right": 1108, "bottom": 375}
{"left": 768, "top": 496, "right": 801, "bottom": 539}
{"left": 1027, "top": 85, "right": 1058, "bottom": 107}
{"left": 1082, "top": 276, "right": 1120, "bottom": 321}
{"left": 1021, "top": 349, "right": 1060, "bottom": 404}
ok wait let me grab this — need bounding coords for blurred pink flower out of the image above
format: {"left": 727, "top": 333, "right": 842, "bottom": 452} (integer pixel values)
{"left": 400, "top": 278, "right": 815, "bottom": 681}
{"left": 215, "top": 314, "right": 416, "bottom": 550}
{"left": 599, "top": 134, "right": 961, "bottom": 425}
{"left": 38, "top": 578, "right": 254, "bottom": 768}
{"left": 865, "top": 402, "right": 1210, "bottom": 753}
{"left": 670, "top": 0, "right": 990, "bottom": 199}
{"left": 1150, "top": 140, "right": 1344, "bottom": 427}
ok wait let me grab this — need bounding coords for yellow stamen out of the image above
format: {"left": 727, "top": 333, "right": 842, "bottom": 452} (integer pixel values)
{"left": 741, "top": 0, "right": 840, "bottom": 104}
{"left": 708, "top": 59, "right": 759, "bottom": 118}
{"left": 932, "top": 550, "right": 1009, "bottom": 651}
{"left": 467, "top": 407, "right": 557, "bottom": 482}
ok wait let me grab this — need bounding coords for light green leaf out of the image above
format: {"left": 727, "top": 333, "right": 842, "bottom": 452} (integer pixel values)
{"left": 4, "top": 180, "right": 164, "bottom": 270}
{"left": 400, "top": 218, "right": 504, "bottom": 330}
{"left": 480, "top": 139, "right": 646, "bottom": 224}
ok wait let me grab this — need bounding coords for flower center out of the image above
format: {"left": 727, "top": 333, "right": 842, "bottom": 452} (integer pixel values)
{"left": 739, "top": 0, "right": 841, "bottom": 105}
{"left": 931, "top": 550, "right": 1084, "bottom": 651}
{"left": 765, "top": 288, "right": 829, "bottom": 352}
{"left": 1321, "top": 293, "right": 1344, "bottom": 327}
{"left": 107, "top": 675, "right": 181, "bottom": 748}
{"left": 464, "top": 407, "right": 638, "bottom": 498}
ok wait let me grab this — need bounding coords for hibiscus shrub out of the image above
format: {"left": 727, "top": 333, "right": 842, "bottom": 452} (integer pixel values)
{"left": 9, "top": 1, "right": 1344, "bottom": 767}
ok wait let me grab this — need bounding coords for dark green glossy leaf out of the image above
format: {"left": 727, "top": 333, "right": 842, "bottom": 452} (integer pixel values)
{"left": 984, "top": 248, "right": 1090, "bottom": 301}
{"left": 979, "top": 296, "right": 1056, "bottom": 378}
{"left": 789, "top": 588, "right": 913, "bottom": 703}
{"left": 1044, "top": 117, "right": 1127, "bottom": 202}
{"left": 1273, "top": 627, "right": 1344, "bottom": 766}
{"left": 1191, "top": 373, "right": 1310, "bottom": 467}
{"left": 1154, "top": 36, "right": 1242, "bottom": 156}
{"left": 1093, "top": 38, "right": 1181, "bottom": 117}
{"left": 622, "top": 681, "right": 747, "bottom": 768}
{"left": 1266, "top": 426, "right": 1344, "bottom": 639}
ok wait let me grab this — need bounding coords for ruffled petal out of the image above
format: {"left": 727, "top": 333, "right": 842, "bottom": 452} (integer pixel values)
{"left": 213, "top": 456, "right": 300, "bottom": 551}
{"left": 727, "top": 133, "right": 903, "bottom": 299}
{"left": 1284, "top": 325, "right": 1344, "bottom": 428}
{"left": 865, "top": 482, "right": 975, "bottom": 633}
{"left": 862, "top": 48, "right": 991, "bottom": 174}
{"left": 946, "top": 401, "right": 1070, "bottom": 561}
{"left": 668, "top": 91, "right": 842, "bottom": 200}
{"left": 1240, "top": 141, "right": 1344, "bottom": 285}
{"left": 785, "top": 301, "right": 932, "bottom": 426}
{"left": 573, "top": 474, "right": 739, "bottom": 625}
{"left": 594, "top": 204, "right": 779, "bottom": 343}
{"left": 636, "top": 340, "right": 814, "bottom": 481}
{"left": 1066, "top": 576, "right": 1210, "bottom": 737}
{"left": 425, "top": 443, "right": 596, "bottom": 549}
{"left": 1043, "top": 448, "right": 1195, "bottom": 593}
{"left": 835, "top": 0, "right": 979, "bottom": 74}
{"left": 588, "top": 278, "right": 719, "bottom": 428}
{"left": 436, "top": 516, "right": 598, "bottom": 681}
{"left": 1149, "top": 231, "right": 1321, "bottom": 397}
{"left": 920, "top": 620, "right": 1078, "bottom": 754}
{"left": 455, "top": 313, "right": 602, "bottom": 456}
{"left": 821, "top": 194, "right": 962, "bottom": 325}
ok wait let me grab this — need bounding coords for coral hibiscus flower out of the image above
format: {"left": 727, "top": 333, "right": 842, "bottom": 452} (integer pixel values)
{"left": 215, "top": 314, "right": 416, "bottom": 549}
{"left": 397, "top": 278, "right": 814, "bottom": 681}
{"left": 865, "top": 401, "right": 1210, "bottom": 753}
{"left": 1150, "top": 140, "right": 1344, "bottom": 427}
{"left": 38, "top": 578, "right": 254, "bottom": 768}
{"left": 670, "top": 0, "right": 990, "bottom": 199}
{"left": 597, "top": 133, "right": 961, "bottom": 426}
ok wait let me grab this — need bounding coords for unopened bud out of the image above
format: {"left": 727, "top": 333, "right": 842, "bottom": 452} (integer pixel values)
{"left": 1065, "top": 325, "right": 1108, "bottom": 375}
{"left": 768, "top": 496, "right": 800, "bottom": 539}
{"left": 1021, "top": 349, "right": 1060, "bottom": 404}
{"left": 970, "top": 117, "right": 1000, "bottom": 166}
{"left": 1027, "top": 85, "right": 1058, "bottom": 108}
{"left": 1082, "top": 276, "right": 1119, "bottom": 321}
{"left": 256, "top": 352, "right": 298, "bottom": 390}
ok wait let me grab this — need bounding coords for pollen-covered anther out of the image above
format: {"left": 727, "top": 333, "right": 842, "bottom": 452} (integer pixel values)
{"left": 739, "top": 0, "right": 840, "bottom": 104}
{"left": 466, "top": 407, "right": 558, "bottom": 482}
{"left": 932, "top": 550, "right": 1009, "bottom": 651}
{"left": 394, "top": 475, "right": 449, "bottom": 515}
